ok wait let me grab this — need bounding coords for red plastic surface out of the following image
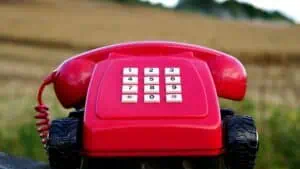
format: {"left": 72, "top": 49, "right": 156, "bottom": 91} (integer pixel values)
{"left": 82, "top": 52, "right": 223, "bottom": 157}
{"left": 53, "top": 59, "right": 95, "bottom": 108}
{"left": 96, "top": 52, "right": 209, "bottom": 120}
{"left": 51, "top": 41, "right": 247, "bottom": 109}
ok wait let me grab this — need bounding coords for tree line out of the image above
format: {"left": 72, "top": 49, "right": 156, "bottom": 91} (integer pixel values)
{"left": 109, "top": 0, "right": 294, "bottom": 23}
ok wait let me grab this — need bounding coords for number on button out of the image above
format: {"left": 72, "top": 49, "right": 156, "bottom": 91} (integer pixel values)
{"left": 144, "top": 85, "right": 159, "bottom": 93}
{"left": 144, "top": 76, "right": 159, "bottom": 84}
{"left": 144, "top": 68, "right": 159, "bottom": 75}
{"left": 166, "top": 94, "right": 182, "bottom": 103}
{"left": 165, "top": 67, "right": 180, "bottom": 75}
{"left": 123, "top": 76, "right": 138, "bottom": 84}
{"left": 144, "top": 94, "right": 160, "bottom": 103}
{"left": 166, "top": 85, "right": 182, "bottom": 93}
{"left": 122, "top": 85, "right": 138, "bottom": 93}
{"left": 165, "top": 76, "right": 181, "bottom": 84}
{"left": 123, "top": 67, "right": 138, "bottom": 75}
{"left": 122, "top": 95, "right": 138, "bottom": 103}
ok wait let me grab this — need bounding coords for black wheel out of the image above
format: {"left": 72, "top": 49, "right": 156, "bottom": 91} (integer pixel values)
{"left": 224, "top": 115, "right": 259, "bottom": 169}
{"left": 68, "top": 109, "right": 84, "bottom": 119}
{"left": 47, "top": 117, "right": 82, "bottom": 169}
{"left": 221, "top": 108, "right": 235, "bottom": 121}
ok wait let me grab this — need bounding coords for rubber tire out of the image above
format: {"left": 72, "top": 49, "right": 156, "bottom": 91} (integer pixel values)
{"left": 47, "top": 117, "right": 82, "bottom": 169}
{"left": 221, "top": 108, "right": 235, "bottom": 121}
{"left": 224, "top": 115, "right": 259, "bottom": 169}
{"left": 68, "top": 110, "right": 84, "bottom": 119}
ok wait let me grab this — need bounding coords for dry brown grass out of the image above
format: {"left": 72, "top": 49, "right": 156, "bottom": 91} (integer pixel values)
{"left": 0, "top": 0, "right": 299, "bottom": 130}
{"left": 0, "top": 0, "right": 300, "bottom": 61}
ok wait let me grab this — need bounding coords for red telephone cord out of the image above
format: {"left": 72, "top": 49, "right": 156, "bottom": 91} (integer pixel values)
{"left": 34, "top": 72, "right": 55, "bottom": 146}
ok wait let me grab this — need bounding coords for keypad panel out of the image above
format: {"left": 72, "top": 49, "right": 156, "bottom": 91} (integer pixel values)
{"left": 121, "top": 67, "right": 183, "bottom": 103}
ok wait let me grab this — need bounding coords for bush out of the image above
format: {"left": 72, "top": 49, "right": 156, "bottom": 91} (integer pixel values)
{"left": 0, "top": 121, "right": 47, "bottom": 161}
{"left": 266, "top": 109, "right": 300, "bottom": 169}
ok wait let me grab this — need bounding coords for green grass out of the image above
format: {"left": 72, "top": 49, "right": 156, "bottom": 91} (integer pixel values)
{"left": 0, "top": 120, "right": 47, "bottom": 161}
{"left": 0, "top": 99, "right": 299, "bottom": 169}
{"left": 0, "top": 94, "right": 66, "bottom": 162}
{"left": 221, "top": 100, "right": 300, "bottom": 169}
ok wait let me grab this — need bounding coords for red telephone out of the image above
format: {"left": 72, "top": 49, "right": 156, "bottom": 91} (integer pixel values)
{"left": 35, "top": 41, "right": 246, "bottom": 140}
{"left": 34, "top": 41, "right": 256, "bottom": 169}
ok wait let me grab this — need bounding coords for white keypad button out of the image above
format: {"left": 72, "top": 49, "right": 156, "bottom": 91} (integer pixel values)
{"left": 122, "top": 95, "right": 138, "bottom": 103}
{"left": 144, "top": 68, "right": 159, "bottom": 75}
{"left": 144, "top": 94, "right": 160, "bottom": 103}
{"left": 166, "top": 85, "right": 182, "bottom": 93}
{"left": 165, "top": 67, "right": 180, "bottom": 75}
{"left": 122, "top": 85, "right": 138, "bottom": 93}
{"left": 123, "top": 76, "right": 138, "bottom": 84}
{"left": 144, "top": 85, "right": 159, "bottom": 93}
{"left": 166, "top": 94, "right": 182, "bottom": 103}
{"left": 123, "top": 67, "right": 138, "bottom": 75}
{"left": 144, "top": 76, "right": 159, "bottom": 84}
{"left": 165, "top": 76, "right": 181, "bottom": 84}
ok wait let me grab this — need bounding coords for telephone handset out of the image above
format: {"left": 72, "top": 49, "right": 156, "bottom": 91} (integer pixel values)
{"left": 34, "top": 41, "right": 247, "bottom": 145}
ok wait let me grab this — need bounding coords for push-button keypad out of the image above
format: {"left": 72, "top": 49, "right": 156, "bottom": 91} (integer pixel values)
{"left": 121, "top": 66, "right": 183, "bottom": 103}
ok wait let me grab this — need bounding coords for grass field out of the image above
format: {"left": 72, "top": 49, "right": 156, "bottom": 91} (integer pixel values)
{"left": 1, "top": 0, "right": 300, "bottom": 62}
{"left": 0, "top": 0, "right": 299, "bottom": 133}
{"left": 0, "top": 1, "right": 299, "bottom": 169}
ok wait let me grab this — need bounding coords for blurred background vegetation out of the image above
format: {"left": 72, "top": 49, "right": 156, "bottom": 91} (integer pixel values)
{"left": 117, "top": 0, "right": 295, "bottom": 23}
{"left": 0, "top": 0, "right": 299, "bottom": 169}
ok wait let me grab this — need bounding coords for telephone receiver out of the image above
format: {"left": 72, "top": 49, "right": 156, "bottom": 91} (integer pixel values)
{"left": 34, "top": 41, "right": 247, "bottom": 144}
